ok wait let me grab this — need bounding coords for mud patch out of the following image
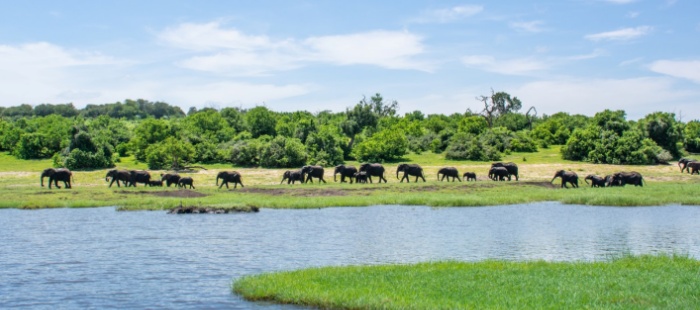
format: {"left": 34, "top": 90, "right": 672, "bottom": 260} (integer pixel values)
{"left": 117, "top": 189, "right": 208, "bottom": 198}
{"left": 168, "top": 205, "right": 258, "bottom": 214}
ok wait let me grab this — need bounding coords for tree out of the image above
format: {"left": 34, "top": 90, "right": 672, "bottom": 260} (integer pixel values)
{"left": 639, "top": 112, "right": 683, "bottom": 158}
{"left": 352, "top": 128, "right": 408, "bottom": 162}
{"left": 245, "top": 106, "right": 277, "bottom": 138}
{"left": 477, "top": 90, "right": 522, "bottom": 128}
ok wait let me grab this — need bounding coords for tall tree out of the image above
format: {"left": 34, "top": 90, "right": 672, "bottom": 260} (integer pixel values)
{"left": 477, "top": 89, "right": 522, "bottom": 128}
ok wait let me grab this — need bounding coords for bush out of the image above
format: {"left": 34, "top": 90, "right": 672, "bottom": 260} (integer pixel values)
{"left": 444, "top": 133, "right": 501, "bottom": 161}
{"left": 229, "top": 139, "right": 263, "bottom": 167}
{"left": 63, "top": 147, "right": 115, "bottom": 170}
{"left": 259, "top": 136, "right": 307, "bottom": 168}
{"left": 352, "top": 129, "right": 408, "bottom": 162}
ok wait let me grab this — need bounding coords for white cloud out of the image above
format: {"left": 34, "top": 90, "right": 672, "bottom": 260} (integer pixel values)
{"left": 649, "top": 60, "right": 700, "bottom": 84}
{"left": 159, "top": 23, "right": 430, "bottom": 74}
{"left": 305, "top": 31, "right": 430, "bottom": 71}
{"left": 510, "top": 21, "right": 546, "bottom": 33}
{"left": 626, "top": 11, "right": 640, "bottom": 18}
{"left": 414, "top": 5, "right": 484, "bottom": 23}
{"left": 511, "top": 77, "right": 699, "bottom": 119}
{"left": 461, "top": 55, "right": 548, "bottom": 76}
{"left": 157, "top": 22, "right": 278, "bottom": 51}
{"left": 585, "top": 26, "right": 653, "bottom": 41}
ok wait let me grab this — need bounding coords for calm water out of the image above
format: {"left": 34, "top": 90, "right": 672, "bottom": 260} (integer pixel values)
{"left": 2, "top": 203, "right": 700, "bottom": 309}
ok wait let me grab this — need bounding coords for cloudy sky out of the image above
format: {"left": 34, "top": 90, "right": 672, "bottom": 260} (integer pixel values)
{"left": 1, "top": 0, "right": 698, "bottom": 120}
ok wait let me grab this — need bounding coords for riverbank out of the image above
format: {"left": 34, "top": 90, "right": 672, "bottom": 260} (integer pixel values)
{"left": 233, "top": 254, "right": 700, "bottom": 309}
{"left": 2, "top": 148, "right": 700, "bottom": 209}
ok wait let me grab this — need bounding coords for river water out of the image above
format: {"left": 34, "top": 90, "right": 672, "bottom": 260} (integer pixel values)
{"left": 2, "top": 203, "right": 700, "bottom": 309}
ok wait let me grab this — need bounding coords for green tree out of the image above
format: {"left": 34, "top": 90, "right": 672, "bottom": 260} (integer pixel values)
{"left": 683, "top": 120, "right": 700, "bottom": 153}
{"left": 130, "top": 118, "right": 172, "bottom": 161}
{"left": 639, "top": 112, "right": 683, "bottom": 158}
{"left": 352, "top": 128, "right": 408, "bottom": 162}
{"left": 245, "top": 106, "right": 277, "bottom": 138}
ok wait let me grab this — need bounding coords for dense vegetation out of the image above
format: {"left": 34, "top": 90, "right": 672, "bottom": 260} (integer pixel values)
{"left": 1, "top": 92, "right": 697, "bottom": 170}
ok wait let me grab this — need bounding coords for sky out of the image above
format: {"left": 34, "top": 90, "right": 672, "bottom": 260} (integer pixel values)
{"left": 0, "top": 0, "right": 699, "bottom": 120}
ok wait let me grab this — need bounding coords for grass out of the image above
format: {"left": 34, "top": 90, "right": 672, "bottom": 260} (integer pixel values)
{"left": 233, "top": 254, "right": 700, "bottom": 309}
{"left": 2, "top": 146, "right": 700, "bottom": 209}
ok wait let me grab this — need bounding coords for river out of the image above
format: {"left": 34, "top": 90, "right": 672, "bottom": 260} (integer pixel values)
{"left": 2, "top": 203, "right": 700, "bottom": 309}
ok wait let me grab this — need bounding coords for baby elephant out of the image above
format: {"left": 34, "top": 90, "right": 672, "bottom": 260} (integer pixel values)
{"left": 178, "top": 177, "right": 195, "bottom": 189}
{"left": 584, "top": 175, "right": 606, "bottom": 188}
{"left": 354, "top": 171, "right": 369, "bottom": 184}
{"left": 463, "top": 172, "right": 477, "bottom": 182}
{"left": 148, "top": 180, "right": 163, "bottom": 187}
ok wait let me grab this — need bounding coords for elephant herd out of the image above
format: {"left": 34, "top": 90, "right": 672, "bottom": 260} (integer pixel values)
{"left": 40, "top": 160, "right": 654, "bottom": 190}
{"left": 551, "top": 170, "right": 645, "bottom": 188}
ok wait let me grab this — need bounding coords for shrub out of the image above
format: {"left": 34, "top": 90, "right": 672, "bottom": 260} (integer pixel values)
{"left": 259, "top": 136, "right": 307, "bottom": 168}
{"left": 352, "top": 129, "right": 408, "bottom": 162}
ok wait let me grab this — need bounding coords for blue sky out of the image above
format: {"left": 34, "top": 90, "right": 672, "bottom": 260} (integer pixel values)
{"left": 1, "top": 0, "right": 698, "bottom": 120}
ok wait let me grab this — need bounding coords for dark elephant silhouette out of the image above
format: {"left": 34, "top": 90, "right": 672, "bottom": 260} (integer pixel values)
{"left": 160, "top": 173, "right": 181, "bottom": 187}
{"left": 584, "top": 175, "right": 606, "bottom": 187}
{"left": 605, "top": 174, "right": 621, "bottom": 187}
{"left": 217, "top": 171, "right": 244, "bottom": 189}
{"left": 301, "top": 165, "right": 326, "bottom": 183}
{"left": 491, "top": 162, "right": 519, "bottom": 181}
{"left": 437, "top": 167, "right": 461, "bottom": 182}
{"left": 686, "top": 162, "right": 700, "bottom": 175}
{"left": 359, "top": 163, "right": 387, "bottom": 183}
{"left": 396, "top": 163, "right": 426, "bottom": 183}
{"left": 552, "top": 170, "right": 579, "bottom": 188}
{"left": 128, "top": 170, "right": 151, "bottom": 187}
{"left": 178, "top": 177, "right": 195, "bottom": 189}
{"left": 607, "top": 171, "right": 644, "bottom": 187}
{"left": 679, "top": 158, "right": 697, "bottom": 173}
{"left": 105, "top": 169, "right": 131, "bottom": 188}
{"left": 148, "top": 180, "right": 163, "bottom": 187}
{"left": 353, "top": 171, "right": 369, "bottom": 183}
{"left": 334, "top": 165, "right": 357, "bottom": 183}
{"left": 463, "top": 172, "right": 477, "bottom": 182}
{"left": 281, "top": 170, "right": 304, "bottom": 184}
{"left": 488, "top": 167, "right": 510, "bottom": 181}
{"left": 41, "top": 168, "right": 73, "bottom": 189}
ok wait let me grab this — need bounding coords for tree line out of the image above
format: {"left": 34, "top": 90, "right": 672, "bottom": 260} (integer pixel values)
{"left": 1, "top": 92, "right": 698, "bottom": 171}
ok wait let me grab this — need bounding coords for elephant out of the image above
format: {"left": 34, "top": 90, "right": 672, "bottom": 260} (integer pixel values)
{"left": 397, "top": 164, "right": 426, "bottom": 183}
{"left": 334, "top": 165, "right": 357, "bottom": 183}
{"left": 301, "top": 165, "right": 326, "bottom": 184}
{"left": 281, "top": 170, "right": 304, "bottom": 184}
{"left": 106, "top": 169, "right": 131, "bottom": 188}
{"left": 353, "top": 171, "right": 369, "bottom": 184}
{"left": 437, "top": 167, "right": 461, "bottom": 182}
{"left": 679, "top": 158, "right": 697, "bottom": 173}
{"left": 160, "top": 173, "right": 181, "bottom": 187}
{"left": 40, "top": 168, "right": 73, "bottom": 189}
{"left": 178, "top": 177, "right": 195, "bottom": 189}
{"left": 607, "top": 171, "right": 644, "bottom": 187}
{"left": 491, "top": 162, "right": 519, "bottom": 181}
{"left": 551, "top": 170, "right": 579, "bottom": 188}
{"left": 488, "top": 167, "right": 510, "bottom": 181}
{"left": 148, "top": 180, "right": 163, "bottom": 187}
{"left": 605, "top": 175, "right": 621, "bottom": 187}
{"left": 217, "top": 171, "right": 244, "bottom": 189}
{"left": 359, "top": 163, "right": 388, "bottom": 183}
{"left": 463, "top": 172, "right": 477, "bottom": 182}
{"left": 584, "top": 175, "right": 606, "bottom": 188}
{"left": 686, "top": 162, "right": 700, "bottom": 175}
{"left": 128, "top": 170, "right": 151, "bottom": 187}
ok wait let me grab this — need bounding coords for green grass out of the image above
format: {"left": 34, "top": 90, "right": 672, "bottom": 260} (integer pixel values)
{"left": 2, "top": 147, "right": 700, "bottom": 210}
{"left": 233, "top": 254, "right": 700, "bottom": 309}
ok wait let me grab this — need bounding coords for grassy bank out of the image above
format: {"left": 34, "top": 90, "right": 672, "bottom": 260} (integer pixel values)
{"left": 233, "top": 255, "right": 700, "bottom": 309}
{"left": 2, "top": 147, "right": 700, "bottom": 210}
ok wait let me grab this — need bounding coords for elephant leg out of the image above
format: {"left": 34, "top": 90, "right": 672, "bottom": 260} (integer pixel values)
{"left": 54, "top": 179, "right": 61, "bottom": 189}
{"left": 321, "top": 177, "right": 326, "bottom": 183}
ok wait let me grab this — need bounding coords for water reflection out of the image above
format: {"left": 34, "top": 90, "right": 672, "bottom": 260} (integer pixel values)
{"left": 1, "top": 203, "right": 700, "bottom": 308}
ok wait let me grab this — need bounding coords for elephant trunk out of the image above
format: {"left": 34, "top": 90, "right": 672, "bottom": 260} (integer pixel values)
{"left": 437, "top": 171, "right": 440, "bottom": 181}
{"left": 216, "top": 176, "right": 219, "bottom": 186}
{"left": 396, "top": 169, "right": 400, "bottom": 179}
{"left": 550, "top": 176, "right": 558, "bottom": 184}
{"left": 334, "top": 171, "right": 338, "bottom": 182}
{"left": 41, "top": 175, "right": 45, "bottom": 187}
{"left": 584, "top": 178, "right": 590, "bottom": 185}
